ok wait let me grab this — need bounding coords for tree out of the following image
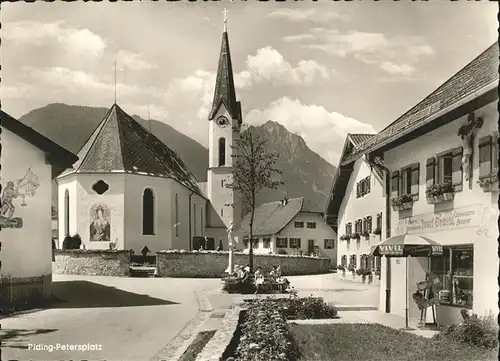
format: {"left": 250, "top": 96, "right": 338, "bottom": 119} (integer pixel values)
{"left": 226, "top": 126, "right": 283, "bottom": 273}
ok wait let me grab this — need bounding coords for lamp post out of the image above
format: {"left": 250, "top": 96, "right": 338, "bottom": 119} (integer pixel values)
{"left": 225, "top": 222, "right": 235, "bottom": 274}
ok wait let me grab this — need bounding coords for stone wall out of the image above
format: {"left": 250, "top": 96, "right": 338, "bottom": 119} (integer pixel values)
{"left": 53, "top": 250, "right": 132, "bottom": 277}
{"left": 156, "top": 250, "right": 331, "bottom": 278}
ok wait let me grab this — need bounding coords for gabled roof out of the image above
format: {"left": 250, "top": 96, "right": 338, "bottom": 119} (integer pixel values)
{"left": 347, "top": 41, "right": 499, "bottom": 160}
{"left": 208, "top": 31, "right": 241, "bottom": 123}
{"left": 58, "top": 103, "right": 203, "bottom": 196}
{"left": 238, "top": 197, "right": 322, "bottom": 237}
{"left": 324, "top": 133, "right": 381, "bottom": 232}
{"left": 0, "top": 110, "right": 78, "bottom": 179}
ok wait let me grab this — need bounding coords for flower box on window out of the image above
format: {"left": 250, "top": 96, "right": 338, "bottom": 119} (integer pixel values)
{"left": 373, "top": 228, "right": 381, "bottom": 236}
{"left": 340, "top": 234, "right": 350, "bottom": 241}
{"left": 477, "top": 171, "right": 498, "bottom": 192}
{"left": 361, "top": 230, "right": 370, "bottom": 239}
{"left": 390, "top": 194, "right": 414, "bottom": 211}
{"left": 350, "top": 233, "right": 360, "bottom": 240}
{"left": 425, "top": 182, "right": 454, "bottom": 204}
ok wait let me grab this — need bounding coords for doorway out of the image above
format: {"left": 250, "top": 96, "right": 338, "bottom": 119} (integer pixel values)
{"left": 308, "top": 239, "right": 315, "bottom": 255}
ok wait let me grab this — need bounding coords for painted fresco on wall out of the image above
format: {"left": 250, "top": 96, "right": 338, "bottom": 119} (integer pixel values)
{"left": 90, "top": 204, "right": 111, "bottom": 242}
{"left": 0, "top": 168, "right": 40, "bottom": 229}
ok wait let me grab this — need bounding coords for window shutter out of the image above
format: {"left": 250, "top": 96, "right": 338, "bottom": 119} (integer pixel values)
{"left": 391, "top": 171, "right": 399, "bottom": 196}
{"left": 368, "top": 216, "right": 372, "bottom": 232}
{"left": 410, "top": 163, "right": 420, "bottom": 195}
{"left": 451, "top": 146, "right": 463, "bottom": 187}
{"left": 479, "top": 136, "right": 493, "bottom": 178}
{"left": 356, "top": 183, "right": 361, "bottom": 198}
{"left": 366, "top": 176, "right": 371, "bottom": 193}
{"left": 426, "top": 157, "right": 435, "bottom": 187}
{"left": 324, "top": 239, "right": 328, "bottom": 248}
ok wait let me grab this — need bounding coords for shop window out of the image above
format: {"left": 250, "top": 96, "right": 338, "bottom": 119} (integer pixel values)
{"left": 324, "top": 239, "right": 334, "bottom": 249}
{"left": 263, "top": 238, "right": 271, "bottom": 248}
{"left": 478, "top": 136, "right": 493, "bottom": 178}
{"left": 307, "top": 222, "right": 316, "bottom": 229}
{"left": 431, "top": 247, "right": 473, "bottom": 308}
{"left": 276, "top": 237, "right": 288, "bottom": 248}
{"left": 290, "top": 238, "right": 301, "bottom": 248}
{"left": 295, "top": 221, "right": 304, "bottom": 228}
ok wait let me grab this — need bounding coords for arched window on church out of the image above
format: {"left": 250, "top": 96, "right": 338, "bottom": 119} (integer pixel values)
{"left": 175, "top": 193, "right": 179, "bottom": 237}
{"left": 64, "top": 189, "right": 70, "bottom": 236}
{"left": 143, "top": 188, "right": 154, "bottom": 235}
{"left": 219, "top": 137, "right": 226, "bottom": 166}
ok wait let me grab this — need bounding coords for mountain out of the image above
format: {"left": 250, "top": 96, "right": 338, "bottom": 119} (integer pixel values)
{"left": 18, "top": 104, "right": 335, "bottom": 212}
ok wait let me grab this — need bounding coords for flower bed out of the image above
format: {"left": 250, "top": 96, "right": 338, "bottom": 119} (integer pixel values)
{"left": 223, "top": 295, "right": 338, "bottom": 361}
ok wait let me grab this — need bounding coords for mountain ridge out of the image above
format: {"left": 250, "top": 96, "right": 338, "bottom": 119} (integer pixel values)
{"left": 18, "top": 103, "right": 336, "bottom": 212}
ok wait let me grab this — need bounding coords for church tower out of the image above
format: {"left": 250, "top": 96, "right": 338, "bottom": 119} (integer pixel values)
{"left": 207, "top": 10, "right": 242, "bottom": 230}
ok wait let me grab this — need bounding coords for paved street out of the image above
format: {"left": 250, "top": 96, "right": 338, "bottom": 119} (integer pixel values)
{"left": 0, "top": 273, "right": 379, "bottom": 361}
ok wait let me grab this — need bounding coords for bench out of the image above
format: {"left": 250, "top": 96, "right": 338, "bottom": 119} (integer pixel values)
{"left": 256, "top": 275, "right": 287, "bottom": 294}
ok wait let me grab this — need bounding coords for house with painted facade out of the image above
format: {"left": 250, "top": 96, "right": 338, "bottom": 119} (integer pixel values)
{"left": 237, "top": 197, "right": 337, "bottom": 263}
{"left": 56, "top": 23, "right": 244, "bottom": 254}
{"left": 0, "top": 110, "right": 78, "bottom": 311}
{"left": 338, "top": 42, "right": 499, "bottom": 325}
{"left": 325, "top": 134, "right": 384, "bottom": 276}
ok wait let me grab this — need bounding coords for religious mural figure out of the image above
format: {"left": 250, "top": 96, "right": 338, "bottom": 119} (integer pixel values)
{"left": 90, "top": 204, "right": 111, "bottom": 242}
{"left": 0, "top": 168, "right": 40, "bottom": 229}
{"left": 458, "top": 113, "right": 483, "bottom": 182}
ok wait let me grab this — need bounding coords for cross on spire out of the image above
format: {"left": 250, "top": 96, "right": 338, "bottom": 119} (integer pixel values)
{"left": 223, "top": 8, "right": 228, "bottom": 32}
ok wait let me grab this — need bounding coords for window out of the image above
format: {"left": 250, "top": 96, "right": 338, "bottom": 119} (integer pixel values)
{"left": 252, "top": 238, "right": 259, "bottom": 249}
{"left": 391, "top": 171, "right": 400, "bottom": 198}
{"left": 263, "top": 238, "right": 271, "bottom": 248}
{"left": 64, "top": 189, "right": 70, "bottom": 236}
{"left": 366, "top": 216, "right": 372, "bottom": 232}
{"left": 276, "top": 237, "right": 288, "bottom": 248}
{"left": 438, "top": 147, "right": 463, "bottom": 188}
{"left": 349, "top": 255, "right": 357, "bottom": 268}
{"left": 243, "top": 236, "right": 249, "bottom": 248}
{"left": 401, "top": 164, "right": 419, "bottom": 196}
{"left": 221, "top": 180, "right": 225, "bottom": 188}
{"left": 426, "top": 157, "right": 436, "bottom": 187}
{"left": 345, "top": 222, "right": 352, "bottom": 236}
{"left": 431, "top": 247, "right": 473, "bottom": 308}
{"left": 290, "top": 238, "right": 301, "bottom": 248}
{"left": 324, "top": 239, "right": 334, "bottom": 249}
{"left": 479, "top": 136, "right": 493, "bottom": 178}
{"left": 376, "top": 213, "right": 382, "bottom": 230}
{"left": 175, "top": 193, "right": 179, "bottom": 237}
{"left": 341, "top": 255, "right": 347, "bottom": 267}
{"left": 307, "top": 222, "right": 316, "bottom": 229}
{"left": 193, "top": 204, "right": 197, "bottom": 237}
{"left": 221, "top": 208, "right": 224, "bottom": 217}
{"left": 92, "top": 180, "right": 109, "bottom": 195}
{"left": 356, "top": 176, "right": 371, "bottom": 198}
{"left": 362, "top": 218, "right": 367, "bottom": 233}
{"left": 366, "top": 176, "right": 371, "bottom": 194}
{"left": 360, "top": 254, "right": 368, "bottom": 269}
{"left": 218, "top": 138, "right": 226, "bottom": 166}
{"left": 142, "top": 188, "right": 154, "bottom": 235}
{"left": 355, "top": 219, "right": 362, "bottom": 234}
{"left": 295, "top": 221, "right": 304, "bottom": 228}
{"left": 200, "top": 206, "right": 204, "bottom": 236}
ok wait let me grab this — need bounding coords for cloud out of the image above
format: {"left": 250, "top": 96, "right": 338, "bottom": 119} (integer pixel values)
{"left": 117, "top": 50, "right": 157, "bottom": 71}
{"left": 245, "top": 97, "right": 376, "bottom": 165}
{"left": 282, "top": 34, "right": 317, "bottom": 43}
{"left": 243, "top": 46, "right": 331, "bottom": 87}
{"left": 268, "top": 9, "right": 349, "bottom": 23}
{"left": 304, "top": 29, "right": 434, "bottom": 78}
{"left": 3, "top": 21, "right": 106, "bottom": 59}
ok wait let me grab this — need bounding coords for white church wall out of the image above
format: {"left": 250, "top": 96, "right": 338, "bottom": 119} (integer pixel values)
{"left": 1, "top": 127, "right": 53, "bottom": 278}
{"left": 73, "top": 173, "right": 125, "bottom": 250}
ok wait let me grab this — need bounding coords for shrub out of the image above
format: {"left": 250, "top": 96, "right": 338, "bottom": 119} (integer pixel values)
{"left": 62, "top": 234, "right": 82, "bottom": 249}
{"left": 433, "top": 312, "right": 499, "bottom": 349}
{"left": 276, "top": 248, "right": 288, "bottom": 255}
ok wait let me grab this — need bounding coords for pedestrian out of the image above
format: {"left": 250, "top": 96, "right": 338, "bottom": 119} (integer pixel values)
{"left": 254, "top": 267, "right": 264, "bottom": 294}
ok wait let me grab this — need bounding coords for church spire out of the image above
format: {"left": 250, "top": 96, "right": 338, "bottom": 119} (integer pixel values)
{"left": 208, "top": 9, "right": 241, "bottom": 122}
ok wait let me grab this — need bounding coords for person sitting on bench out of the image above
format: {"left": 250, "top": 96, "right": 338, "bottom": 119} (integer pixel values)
{"left": 254, "top": 267, "right": 264, "bottom": 294}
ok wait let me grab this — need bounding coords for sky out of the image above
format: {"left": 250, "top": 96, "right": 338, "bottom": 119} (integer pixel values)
{"left": 1, "top": 1, "right": 498, "bottom": 166}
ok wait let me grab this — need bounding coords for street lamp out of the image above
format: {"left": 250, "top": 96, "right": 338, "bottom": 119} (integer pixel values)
{"left": 225, "top": 222, "right": 235, "bottom": 274}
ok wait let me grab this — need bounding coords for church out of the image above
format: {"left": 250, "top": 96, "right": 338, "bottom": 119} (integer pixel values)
{"left": 56, "top": 18, "right": 243, "bottom": 254}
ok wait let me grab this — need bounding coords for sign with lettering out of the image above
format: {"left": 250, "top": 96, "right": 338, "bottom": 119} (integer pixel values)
{"left": 394, "top": 205, "right": 481, "bottom": 236}
{"left": 378, "top": 244, "right": 404, "bottom": 256}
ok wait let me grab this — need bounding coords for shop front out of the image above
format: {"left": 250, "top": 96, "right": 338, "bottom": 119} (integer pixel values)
{"left": 385, "top": 204, "right": 498, "bottom": 326}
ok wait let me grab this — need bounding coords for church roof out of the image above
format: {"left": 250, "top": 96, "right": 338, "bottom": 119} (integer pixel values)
{"left": 209, "top": 31, "right": 241, "bottom": 123}
{"left": 59, "top": 103, "right": 203, "bottom": 196}
{"left": 0, "top": 110, "right": 78, "bottom": 179}
{"left": 237, "top": 197, "right": 323, "bottom": 237}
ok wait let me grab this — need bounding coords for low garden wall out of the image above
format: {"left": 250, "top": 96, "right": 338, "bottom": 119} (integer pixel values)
{"left": 156, "top": 250, "right": 331, "bottom": 278}
{"left": 53, "top": 250, "right": 132, "bottom": 277}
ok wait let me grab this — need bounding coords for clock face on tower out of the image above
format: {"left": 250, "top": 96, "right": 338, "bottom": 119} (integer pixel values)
{"left": 216, "top": 116, "right": 228, "bottom": 128}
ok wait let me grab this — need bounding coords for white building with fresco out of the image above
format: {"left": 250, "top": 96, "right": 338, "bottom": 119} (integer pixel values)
{"left": 331, "top": 42, "right": 499, "bottom": 325}
{"left": 56, "top": 22, "right": 244, "bottom": 254}
{"left": 0, "top": 110, "right": 77, "bottom": 310}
